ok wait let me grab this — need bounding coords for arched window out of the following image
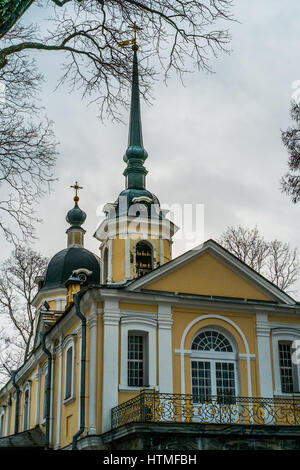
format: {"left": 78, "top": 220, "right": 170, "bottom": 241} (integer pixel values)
{"left": 135, "top": 241, "right": 153, "bottom": 277}
{"left": 191, "top": 329, "right": 237, "bottom": 403}
{"left": 192, "top": 330, "right": 233, "bottom": 352}
{"left": 22, "top": 384, "right": 31, "bottom": 431}
{"left": 63, "top": 336, "right": 76, "bottom": 403}
{"left": 0, "top": 409, "right": 4, "bottom": 438}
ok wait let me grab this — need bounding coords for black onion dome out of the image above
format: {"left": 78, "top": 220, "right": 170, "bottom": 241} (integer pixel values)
{"left": 41, "top": 247, "right": 100, "bottom": 291}
{"left": 115, "top": 189, "right": 162, "bottom": 218}
{"left": 66, "top": 203, "right": 87, "bottom": 227}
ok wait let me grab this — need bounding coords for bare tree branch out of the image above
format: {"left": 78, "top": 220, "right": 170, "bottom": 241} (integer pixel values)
{"left": 0, "top": 44, "right": 58, "bottom": 242}
{"left": 0, "top": 245, "right": 48, "bottom": 385}
{"left": 218, "top": 225, "right": 300, "bottom": 294}
{"left": 0, "top": 0, "right": 234, "bottom": 120}
{"left": 281, "top": 100, "right": 300, "bottom": 203}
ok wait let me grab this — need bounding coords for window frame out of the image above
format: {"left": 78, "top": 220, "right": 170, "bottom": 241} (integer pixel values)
{"left": 119, "top": 317, "right": 157, "bottom": 392}
{"left": 63, "top": 335, "right": 76, "bottom": 405}
{"left": 22, "top": 381, "right": 31, "bottom": 431}
{"left": 42, "top": 371, "right": 48, "bottom": 424}
{"left": 0, "top": 408, "right": 5, "bottom": 438}
{"left": 272, "top": 328, "right": 300, "bottom": 397}
{"left": 190, "top": 328, "right": 239, "bottom": 402}
{"left": 127, "top": 332, "right": 148, "bottom": 387}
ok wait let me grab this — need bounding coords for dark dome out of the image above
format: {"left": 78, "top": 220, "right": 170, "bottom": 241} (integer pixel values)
{"left": 42, "top": 247, "right": 100, "bottom": 291}
{"left": 115, "top": 189, "right": 162, "bottom": 218}
{"left": 66, "top": 203, "right": 87, "bottom": 227}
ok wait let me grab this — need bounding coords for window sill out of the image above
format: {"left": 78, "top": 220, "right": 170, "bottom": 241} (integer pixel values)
{"left": 273, "top": 391, "right": 300, "bottom": 398}
{"left": 119, "top": 384, "right": 159, "bottom": 393}
{"left": 63, "top": 396, "right": 76, "bottom": 406}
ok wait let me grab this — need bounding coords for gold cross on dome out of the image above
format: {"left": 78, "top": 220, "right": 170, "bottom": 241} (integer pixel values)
{"left": 70, "top": 181, "right": 83, "bottom": 202}
{"left": 118, "top": 22, "right": 142, "bottom": 50}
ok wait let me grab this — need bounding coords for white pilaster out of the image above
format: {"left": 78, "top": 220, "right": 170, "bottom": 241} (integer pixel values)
{"left": 55, "top": 336, "right": 63, "bottom": 449}
{"left": 35, "top": 367, "right": 41, "bottom": 426}
{"left": 256, "top": 312, "right": 273, "bottom": 397}
{"left": 6, "top": 400, "right": 11, "bottom": 436}
{"left": 88, "top": 308, "right": 98, "bottom": 435}
{"left": 49, "top": 343, "right": 55, "bottom": 447}
{"left": 102, "top": 299, "right": 120, "bottom": 432}
{"left": 158, "top": 303, "right": 173, "bottom": 393}
{"left": 159, "top": 238, "right": 164, "bottom": 266}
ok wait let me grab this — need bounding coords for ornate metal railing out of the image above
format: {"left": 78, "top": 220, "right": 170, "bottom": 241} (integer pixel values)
{"left": 111, "top": 391, "right": 300, "bottom": 429}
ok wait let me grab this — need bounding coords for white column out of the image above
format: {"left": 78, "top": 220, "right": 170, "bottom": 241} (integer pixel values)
{"left": 88, "top": 308, "right": 98, "bottom": 435}
{"left": 55, "top": 336, "right": 63, "bottom": 449}
{"left": 77, "top": 328, "right": 82, "bottom": 429}
{"left": 35, "top": 367, "right": 41, "bottom": 426}
{"left": 158, "top": 303, "right": 173, "bottom": 393}
{"left": 256, "top": 312, "right": 273, "bottom": 397}
{"left": 159, "top": 238, "right": 164, "bottom": 266}
{"left": 102, "top": 299, "right": 120, "bottom": 432}
{"left": 49, "top": 343, "right": 55, "bottom": 447}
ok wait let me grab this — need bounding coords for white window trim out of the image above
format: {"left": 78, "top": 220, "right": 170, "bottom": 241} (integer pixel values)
{"left": 119, "top": 317, "right": 157, "bottom": 392}
{"left": 0, "top": 408, "right": 5, "bottom": 438}
{"left": 272, "top": 328, "right": 300, "bottom": 397}
{"left": 62, "top": 335, "right": 76, "bottom": 405}
{"left": 22, "top": 381, "right": 32, "bottom": 431}
{"left": 40, "top": 365, "right": 48, "bottom": 426}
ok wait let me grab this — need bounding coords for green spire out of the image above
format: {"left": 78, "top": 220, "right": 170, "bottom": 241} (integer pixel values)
{"left": 123, "top": 46, "right": 148, "bottom": 190}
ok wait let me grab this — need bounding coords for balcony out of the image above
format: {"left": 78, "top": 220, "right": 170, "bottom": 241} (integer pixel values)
{"left": 111, "top": 390, "right": 300, "bottom": 429}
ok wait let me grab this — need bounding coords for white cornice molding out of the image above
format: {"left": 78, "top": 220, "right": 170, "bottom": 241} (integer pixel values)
{"left": 32, "top": 287, "right": 68, "bottom": 308}
{"left": 121, "top": 316, "right": 157, "bottom": 328}
{"left": 271, "top": 326, "right": 300, "bottom": 337}
{"left": 94, "top": 215, "right": 178, "bottom": 242}
{"left": 98, "top": 286, "right": 300, "bottom": 315}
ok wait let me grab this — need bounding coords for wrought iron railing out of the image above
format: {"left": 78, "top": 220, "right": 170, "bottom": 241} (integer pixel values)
{"left": 111, "top": 391, "right": 300, "bottom": 429}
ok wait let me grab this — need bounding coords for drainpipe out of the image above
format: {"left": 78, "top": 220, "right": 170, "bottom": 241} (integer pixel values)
{"left": 40, "top": 331, "right": 52, "bottom": 450}
{"left": 11, "top": 370, "right": 20, "bottom": 434}
{"left": 72, "top": 291, "right": 86, "bottom": 450}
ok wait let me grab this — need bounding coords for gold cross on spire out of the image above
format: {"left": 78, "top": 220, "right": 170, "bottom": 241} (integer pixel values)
{"left": 118, "top": 22, "right": 142, "bottom": 51}
{"left": 70, "top": 181, "right": 83, "bottom": 203}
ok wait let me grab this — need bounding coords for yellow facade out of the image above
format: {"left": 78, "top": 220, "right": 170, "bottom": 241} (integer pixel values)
{"left": 0, "top": 235, "right": 299, "bottom": 450}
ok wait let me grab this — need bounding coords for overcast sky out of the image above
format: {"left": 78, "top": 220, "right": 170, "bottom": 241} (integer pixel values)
{"left": 2, "top": 0, "right": 300, "bottom": 294}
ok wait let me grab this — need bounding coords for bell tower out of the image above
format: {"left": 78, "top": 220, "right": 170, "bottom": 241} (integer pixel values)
{"left": 94, "top": 30, "right": 178, "bottom": 284}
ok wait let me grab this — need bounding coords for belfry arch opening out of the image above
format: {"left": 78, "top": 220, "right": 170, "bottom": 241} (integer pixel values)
{"left": 103, "top": 247, "right": 108, "bottom": 283}
{"left": 135, "top": 241, "right": 153, "bottom": 277}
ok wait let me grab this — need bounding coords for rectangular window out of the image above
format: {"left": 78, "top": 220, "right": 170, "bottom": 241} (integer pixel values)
{"left": 128, "top": 335, "right": 145, "bottom": 387}
{"left": 215, "top": 362, "right": 236, "bottom": 404}
{"left": 23, "top": 390, "right": 29, "bottom": 431}
{"left": 0, "top": 414, "right": 4, "bottom": 438}
{"left": 65, "top": 347, "right": 73, "bottom": 400}
{"left": 191, "top": 361, "right": 212, "bottom": 403}
{"left": 279, "top": 342, "right": 294, "bottom": 393}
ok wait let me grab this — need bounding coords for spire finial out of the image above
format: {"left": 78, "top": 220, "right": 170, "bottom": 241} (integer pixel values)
{"left": 119, "top": 24, "right": 148, "bottom": 190}
{"left": 118, "top": 22, "right": 142, "bottom": 51}
{"left": 70, "top": 181, "right": 83, "bottom": 204}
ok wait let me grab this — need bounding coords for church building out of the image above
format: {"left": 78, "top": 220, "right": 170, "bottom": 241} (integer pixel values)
{"left": 1, "top": 42, "right": 300, "bottom": 451}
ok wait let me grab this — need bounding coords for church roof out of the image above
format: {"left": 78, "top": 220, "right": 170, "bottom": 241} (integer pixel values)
{"left": 41, "top": 247, "right": 100, "bottom": 291}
